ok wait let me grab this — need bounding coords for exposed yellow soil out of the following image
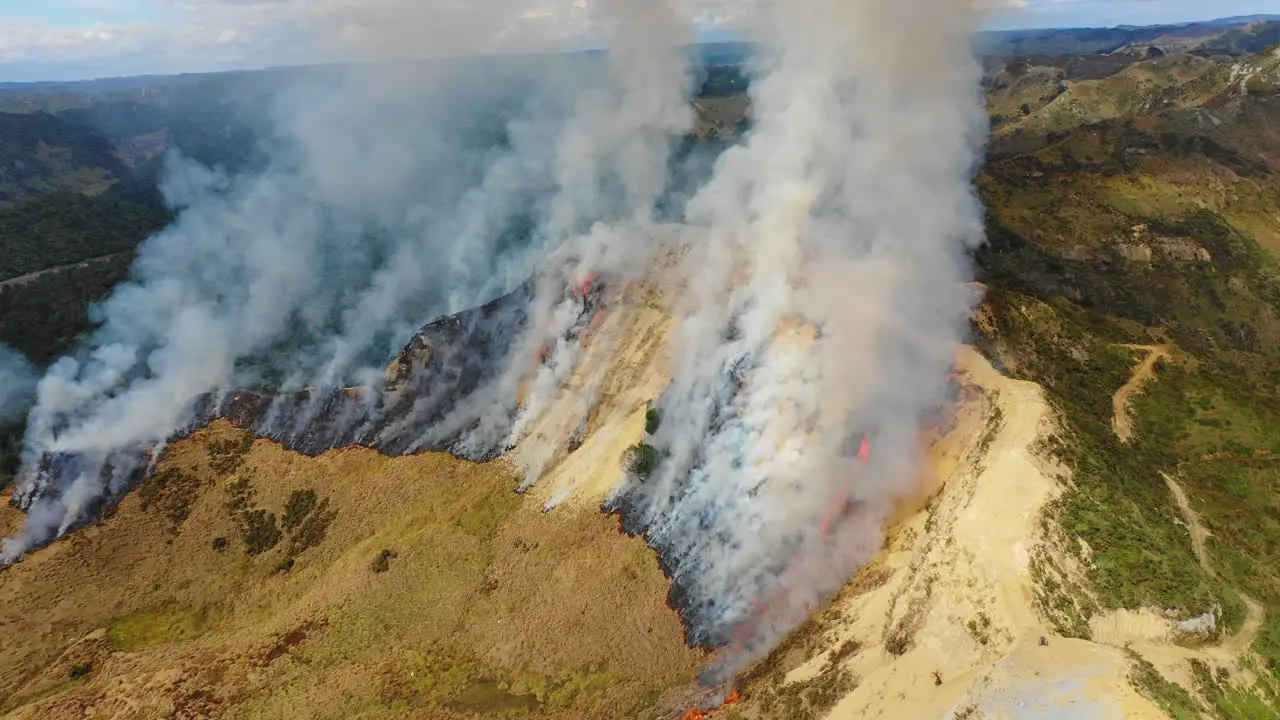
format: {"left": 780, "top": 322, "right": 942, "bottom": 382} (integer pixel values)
{"left": 1112, "top": 344, "right": 1173, "bottom": 443}
{"left": 721, "top": 347, "right": 1168, "bottom": 720}
{"left": 1162, "top": 471, "right": 1264, "bottom": 661}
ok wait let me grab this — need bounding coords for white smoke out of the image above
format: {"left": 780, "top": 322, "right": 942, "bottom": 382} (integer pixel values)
{"left": 1, "top": 0, "right": 700, "bottom": 562}
{"left": 606, "top": 0, "right": 989, "bottom": 685}
{"left": 4, "top": 0, "right": 990, "bottom": 698}
{"left": 0, "top": 344, "right": 37, "bottom": 423}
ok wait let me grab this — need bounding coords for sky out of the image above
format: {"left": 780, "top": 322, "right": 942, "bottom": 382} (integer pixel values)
{"left": 1, "top": 0, "right": 1278, "bottom": 83}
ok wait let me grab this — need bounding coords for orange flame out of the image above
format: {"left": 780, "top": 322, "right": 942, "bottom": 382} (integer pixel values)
{"left": 857, "top": 432, "right": 871, "bottom": 464}
{"left": 678, "top": 690, "right": 742, "bottom": 720}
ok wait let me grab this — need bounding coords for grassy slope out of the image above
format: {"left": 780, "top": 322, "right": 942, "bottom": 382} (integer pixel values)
{"left": 0, "top": 422, "right": 703, "bottom": 719}
{"left": 976, "top": 47, "right": 1280, "bottom": 717}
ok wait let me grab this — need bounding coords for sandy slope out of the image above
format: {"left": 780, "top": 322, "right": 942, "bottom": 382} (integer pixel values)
{"left": 1112, "top": 344, "right": 1173, "bottom": 443}
{"left": 1161, "top": 472, "right": 1264, "bottom": 661}
{"left": 789, "top": 347, "right": 1168, "bottom": 720}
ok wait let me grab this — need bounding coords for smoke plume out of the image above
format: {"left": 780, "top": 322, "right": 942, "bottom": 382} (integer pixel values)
{"left": 3, "top": 0, "right": 989, "bottom": 698}
{"left": 606, "top": 0, "right": 989, "bottom": 685}
{"left": 0, "top": 344, "right": 37, "bottom": 422}
{"left": 2, "top": 0, "right": 699, "bottom": 561}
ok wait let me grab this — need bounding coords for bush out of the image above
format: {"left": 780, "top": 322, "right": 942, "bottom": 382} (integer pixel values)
{"left": 289, "top": 498, "right": 335, "bottom": 554}
{"left": 371, "top": 548, "right": 398, "bottom": 573}
{"left": 211, "top": 537, "right": 229, "bottom": 552}
{"left": 281, "top": 489, "right": 317, "bottom": 532}
{"left": 241, "top": 509, "right": 281, "bottom": 556}
{"left": 208, "top": 432, "right": 254, "bottom": 476}
{"left": 625, "top": 443, "right": 660, "bottom": 479}
{"left": 645, "top": 406, "right": 662, "bottom": 435}
{"left": 224, "top": 477, "right": 253, "bottom": 514}
{"left": 68, "top": 663, "right": 93, "bottom": 680}
{"left": 138, "top": 467, "right": 202, "bottom": 532}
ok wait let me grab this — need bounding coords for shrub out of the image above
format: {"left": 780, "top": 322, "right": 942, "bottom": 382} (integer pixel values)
{"left": 289, "top": 498, "right": 335, "bottom": 554}
{"left": 138, "top": 468, "right": 202, "bottom": 532}
{"left": 224, "top": 477, "right": 253, "bottom": 514}
{"left": 371, "top": 548, "right": 398, "bottom": 573}
{"left": 625, "top": 443, "right": 660, "bottom": 479}
{"left": 645, "top": 406, "right": 662, "bottom": 435}
{"left": 208, "top": 432, "right": 254, "bottom": 476}
{"left": 281, "top": 489, "right": 318, "bottom": 532}
{"left": 242, "top": 509, "right": 281, "bottom": 556}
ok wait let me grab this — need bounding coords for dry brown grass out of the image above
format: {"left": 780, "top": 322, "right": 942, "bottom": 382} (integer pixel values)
{"left": 0, "top": 421, "right": 703, "bottom": 719}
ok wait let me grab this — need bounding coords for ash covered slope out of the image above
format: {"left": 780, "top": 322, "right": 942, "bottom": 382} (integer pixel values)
{"left": 14, "top": 272, "right": 604, "bottom": 529}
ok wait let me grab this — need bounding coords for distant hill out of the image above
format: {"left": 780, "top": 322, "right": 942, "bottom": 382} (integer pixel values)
{"left": 0, "top": 112, "right": 126, "bottom": 206}
{"left": 979, "top": 17, "right": 1280, "bottom": 57}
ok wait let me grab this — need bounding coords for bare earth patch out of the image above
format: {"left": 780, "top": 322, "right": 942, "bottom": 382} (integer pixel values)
{"left": 1112, "top": 344, "right": 1173, "bottom": 443}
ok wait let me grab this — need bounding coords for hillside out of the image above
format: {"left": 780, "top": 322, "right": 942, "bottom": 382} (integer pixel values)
{"left": 979, "top": 18, "right": 1280, "bottom": 57}
{"left": 5, "top": 38, "right": 1280, "bottom": 720}
{"left": 0, "top": 112, "right": 126, "bottom": 206}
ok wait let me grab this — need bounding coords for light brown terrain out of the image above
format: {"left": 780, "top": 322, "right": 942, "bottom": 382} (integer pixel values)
{"left": 0, "top": 274, "right": 1272, "bottom": 719}
{"left": 1112, "top": 344, "right": 1173, "bottom": 443}
{"left": 0, "top": 421, "right": 705, "bottom": 719}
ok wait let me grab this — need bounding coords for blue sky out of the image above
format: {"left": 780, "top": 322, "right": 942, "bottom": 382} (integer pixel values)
{"left": 2, "top": 0, "right": 1279, "bottom": 83}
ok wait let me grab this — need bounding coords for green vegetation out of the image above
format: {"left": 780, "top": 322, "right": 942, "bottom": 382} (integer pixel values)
{"left": 106, "top": 608, "right": 211, "bottom": 652}
{"left": 1128, "top": 649, "right": 1203, "bottom": 720}
{"left": 625, "top": 443, "right": 660, "bottom": 479}
{"left": 0, "top": 420, "right": 24, "bottom": 492}
{"left": 208, "top": 432, "right": 254, "bottom": 476}
{"left": 281, "top": 489, "right": 318, "bottom": 532}
{"left": 224, "top": 476, "right": 254, "bottom": 514}
{"left": 975, "top": 47, "right": 1280, "bottom": 710}
{"left": 224, "top": 476, "right": 337, "bottom": 563}
{"left": 287, "top": 497, "right": 335, "bottom": 555}
{"left": 0, "top": 190, "right": 167, "bottom": 282}
{"left": 752, "top": 649, "right": 858, "bottom": 720}
{"left": 0, "top": 253, "right": 134, "bottom": 366}
{"left": 1191, "top": 658, "right": 1280, "bottom": 720}
{"left": 138, "top": 467, "right": 204, "bottom": 533}
{"left": 371, "top": 548, "right": 398, "bottom": 573}
{"left": 645, "top": 406, "right": 662, "bottom": 435}
{"left": 241, "top": 509, "right": 282, "bottom": 556}
{"left": 0, "top": 111, "right": 124, "bottom": 205}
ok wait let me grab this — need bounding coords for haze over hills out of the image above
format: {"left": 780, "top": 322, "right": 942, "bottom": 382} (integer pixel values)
{"left": 3, "top": 8, "right": 1280, "bottom": 720}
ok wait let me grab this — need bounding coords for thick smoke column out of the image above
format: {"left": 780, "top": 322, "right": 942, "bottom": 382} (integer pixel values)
{"left": 4, "top": 1, "right": 989, "bottom": 700}
{"left": 0, "top": 344, "right": 37, "bottom": 422}
{"left": 614, "top": 0, "right": 988, "bottom": 684}
{"left": 1, "top": 0, "right": 698, "bottom": 562}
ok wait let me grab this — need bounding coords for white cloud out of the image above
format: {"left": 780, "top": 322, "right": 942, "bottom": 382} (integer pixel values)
{"left": 1, "top": 0, "right": 624, "bottom": 81}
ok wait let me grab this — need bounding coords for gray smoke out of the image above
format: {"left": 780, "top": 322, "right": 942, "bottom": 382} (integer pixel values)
{"left": 0, "top": 344, "right": 37, "bottom": 422}
{"left": 607, "top": 0, "right": 989, "bottom": 685}
{"left": 1, "top": 0, "right": 699, "bottom": 562}
{"left": 3, "top": 0, "right": 991, "bottom": 697}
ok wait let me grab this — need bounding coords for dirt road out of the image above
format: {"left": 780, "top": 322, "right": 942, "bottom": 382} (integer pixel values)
{"left": 1113, "top": 344, "right": 1173, "bottom": 443}
{"left": 1161, "top": 471, "right": 1264, "bottom": 660}
{"left": 0, "top": 253, "right": 129, "bottom": 292}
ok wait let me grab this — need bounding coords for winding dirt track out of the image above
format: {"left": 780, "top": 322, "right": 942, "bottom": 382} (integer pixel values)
{"left": 1112, "top": 344, "right": 1173, "bottom": 443}
{"left": 0, "top": 253, "right": 129, "bottom": 292}
{"left": 1161, "top": 472, "right": 1264, "bottom": 660}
